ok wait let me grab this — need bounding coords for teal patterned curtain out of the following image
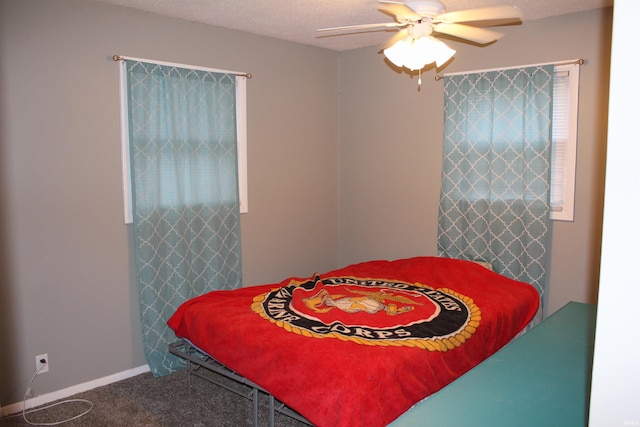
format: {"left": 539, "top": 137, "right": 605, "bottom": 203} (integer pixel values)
{"left": 437, "top": 65, "right": 554, "bottom": 311}
{"left": 126, "top": 61, "right": 242, "bottom": 376}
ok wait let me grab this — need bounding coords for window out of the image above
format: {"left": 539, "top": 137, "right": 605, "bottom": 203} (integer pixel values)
{"left": 117, "top": 58, "right": 248, "bottom": 224}
{"left": 550, "top": 63, "right": 580, "bottom": 221}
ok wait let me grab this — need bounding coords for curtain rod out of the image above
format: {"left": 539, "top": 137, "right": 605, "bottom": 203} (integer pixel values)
{"left": 112, "top": 54, "right": 252, "bottom": 79}
{"left": 434, "top": 58, "right": 584, "bottom": 81}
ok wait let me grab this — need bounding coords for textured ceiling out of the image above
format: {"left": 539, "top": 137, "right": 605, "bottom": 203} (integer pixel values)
{"left": 94, "top": 0, "right": 613, "bottom": 51}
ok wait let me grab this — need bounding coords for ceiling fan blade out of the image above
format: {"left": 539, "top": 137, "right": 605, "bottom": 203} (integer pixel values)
{"left": 378, "top": 1, "right": 422, "bottom": 21}
{"left": 433, "top": 23, "right": 504, "bottom": 44}
{"left": 438, "top": 5, "right": 522, "bottom": 25}
{"left": 379, "top": 28, "right": 409, "bottom": 51}
{"left": 317, "top": 22, "right": 404, "bottom": 33}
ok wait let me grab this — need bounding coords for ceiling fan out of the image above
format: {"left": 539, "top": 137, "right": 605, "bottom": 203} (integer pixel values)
{"left": 317, "top": 0, "right": 522, "bottom": 72}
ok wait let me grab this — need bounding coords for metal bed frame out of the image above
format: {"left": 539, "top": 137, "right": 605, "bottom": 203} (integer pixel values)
{"left": 168, "top": 339, "right": 312, "bottom": 427}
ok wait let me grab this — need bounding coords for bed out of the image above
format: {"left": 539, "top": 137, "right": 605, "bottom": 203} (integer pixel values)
{"left": 167, "top": 256, "right": 539, "bottom": 427}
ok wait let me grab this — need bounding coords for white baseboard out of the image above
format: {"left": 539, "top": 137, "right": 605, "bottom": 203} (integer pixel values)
{"left": 0, "top": 364, "right": 150, "bottom": 417}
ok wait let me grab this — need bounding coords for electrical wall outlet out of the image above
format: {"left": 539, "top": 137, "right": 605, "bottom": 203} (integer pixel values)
{"left": 35, "top": 353, "right": 49, "bottom": 374}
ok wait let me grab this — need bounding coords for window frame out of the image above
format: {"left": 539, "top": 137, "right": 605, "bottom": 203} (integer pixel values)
{"left": 236, "top": 76, "right": 248, "bottom": 214}
{"left": 550, "top": 63, "right": 580, "bottom": 221}
{"left": 118, "top": 59, "right": 248, "bottom": 224}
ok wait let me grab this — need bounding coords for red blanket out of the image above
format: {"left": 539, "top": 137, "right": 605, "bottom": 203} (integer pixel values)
{"left": 168, "top": 257, "right": 539, "bottom": 427}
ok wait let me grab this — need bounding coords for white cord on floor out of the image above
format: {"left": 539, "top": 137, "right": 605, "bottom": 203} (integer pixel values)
{"left": 19, "top": 363, "right": 94, "bottom": 426}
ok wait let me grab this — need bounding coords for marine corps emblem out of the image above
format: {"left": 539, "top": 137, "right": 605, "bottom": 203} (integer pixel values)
{"left": 252, "top": 275, "right": 481, "bottom": 351}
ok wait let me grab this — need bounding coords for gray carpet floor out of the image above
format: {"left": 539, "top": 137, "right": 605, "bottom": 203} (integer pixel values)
{"left": 0, "top": 368, "right": 309, "bottom": 427}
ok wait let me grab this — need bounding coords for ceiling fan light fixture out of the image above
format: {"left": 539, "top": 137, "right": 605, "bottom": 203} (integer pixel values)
{"left": 433, "top": 39, "right": 456, "bottom": 67}
{"left": 383, "top": 38, "right": 411, "bottom": 68}
{"left": 383, "top": 36, "right": 455, "bottom": 71}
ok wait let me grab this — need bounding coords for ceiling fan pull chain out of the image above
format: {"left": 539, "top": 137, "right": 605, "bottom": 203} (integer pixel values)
{"left": 418, "top": 68, "right": 422, "bottom": 87}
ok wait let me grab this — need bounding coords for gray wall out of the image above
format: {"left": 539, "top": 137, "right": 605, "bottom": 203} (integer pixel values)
{"left": 0, "top": 0, "right": 612, "bottom": 410}
{"left": 339, "top": 8, "right": 612, "bottom": 317}
{"left": 0, "top": 0, "right": 340, "bottom": 406}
